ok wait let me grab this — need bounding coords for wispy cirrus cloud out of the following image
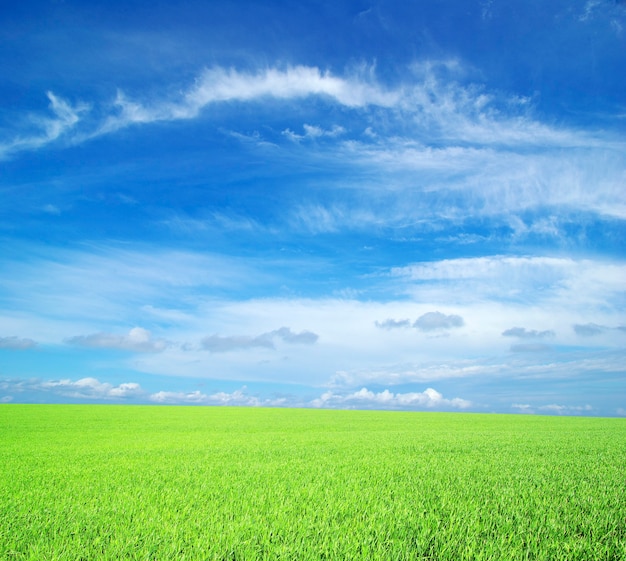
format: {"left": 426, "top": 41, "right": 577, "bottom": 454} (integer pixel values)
{"left": 282, "top": 124, "right": 346, "bottom": 142}
{"left": 390, "top": 255, "right": 626, "bottom": 307}
{"left": 4, "top": 63, "right": 625, "bottom": 229}
{"left": 0, "top": 246, "right": 262, "bottom": 327}
{"left": 327, "top": 361, "right": 501, "bottom": 387}
{"left": 6, "top": 62, "right": 622, "bottom": 157}
{"left": 0, "top": 92, "right": 88, "bottom": 159}
{"left": 98, "top": 65, "right": 400, "bottom": 135}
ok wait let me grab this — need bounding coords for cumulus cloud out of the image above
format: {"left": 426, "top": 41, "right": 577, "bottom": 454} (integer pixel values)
{"left": 6, "top": 377, "right": 145, "bottom": 400}
{"left": 0, "top": 336, "right": 37, "bottom": 350}
{"left": 66, "top": 327, "right": 168, "bottom": 352}
{"left": 310, "top": 387, "right": 471, "bottom": 410}
{"left": 150, "top": 390, "right": 209, "bottom": 404}
{"left": 413, "top": 311, "right": 464, "bottom": 331}
{"left": 149, "top": 386, "right": 287, "bottom": 406}
{"left": 41, "top": 377, "right": 143, "bottom": 399}
{"left": 202, "top": 326, "right": 318, "bottom": 352}
{"left": 502, "top": 327, "right": 555, "bottom": 339}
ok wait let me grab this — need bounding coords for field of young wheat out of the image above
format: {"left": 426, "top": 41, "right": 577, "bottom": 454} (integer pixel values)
{"left": 1, "top": 404, "right": 625, "bottom": 560}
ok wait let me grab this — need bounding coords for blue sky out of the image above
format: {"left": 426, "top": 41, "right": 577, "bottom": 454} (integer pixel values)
{"left": 1, "top": 0, "right": 625, "bottom": 415}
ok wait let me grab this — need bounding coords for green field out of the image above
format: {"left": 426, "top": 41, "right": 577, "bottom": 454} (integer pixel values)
{"left": 1, "top": 405, "right": 625, "bottom": 560}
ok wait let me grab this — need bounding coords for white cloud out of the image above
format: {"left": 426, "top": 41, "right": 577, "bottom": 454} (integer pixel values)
{"left": 0, "top": 92, "right": 88, "bottom": 158}
{"left": 187, "top": 65, "right": 399, "bottom": 109}
{"left": 334, "top": 127, "right": 626, "bottom": 223}
{"left": 310, "top": 386, "right": 471, "bottom": 410}
{"left": 99, "top": 65, "right": 399, "bottom": 134}
{"left": 149, "top": 386, "right": 287, "bottom": 407}
{"left": 514, "top": 402, "right": 593, "bottom": 415}
{"left": 290, "top": 204, "right": 351, "bottom": 234}
{"left": 393, "top": 255, "right": 576, "bottom": 283}
{"left": 539, "top": 404, "right": 593, "bottom": 414}
{"left": 282, "top": 124, "right": 346, "bottom": 142}
{"left": 391, "top": 256, "right": 626, "bottom": 310}
{"left": 511, "top": 403, "right": 534, "bottom": 414}
{"left": 9, "top": 61, "right": 620, "bottom": 157}
{"left": 2, "top": 244, "right": 624, "bottom": 392}
{"left": 328, "top": 359, "right": 503, "bottom": 387}
{"left": 67, "top": 327, "right": 168, "bottom": 353}
{"left": 38, "top": 377, "right": 143, "bottom": 399}
{"left": 4, "top": 63, "right": 624, "bottom": 231}
{"left": 149, "top": 390, "right": 209, "bottom": 404}
{"left": 326, "top": 345, "right": 626, "bottom": 388}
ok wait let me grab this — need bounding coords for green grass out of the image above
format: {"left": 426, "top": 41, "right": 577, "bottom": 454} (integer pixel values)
{"left": 1, "top": 405, "right": 625, "bottom": 560}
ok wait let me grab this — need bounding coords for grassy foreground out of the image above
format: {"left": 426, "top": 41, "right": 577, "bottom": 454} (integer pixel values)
{"left": 1, "top": 405, "right": 625, "bottom": 560}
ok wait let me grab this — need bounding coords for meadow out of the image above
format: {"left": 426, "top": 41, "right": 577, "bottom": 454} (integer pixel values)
{"left": 1, "top": 405, "right": 625, "bottom": 560}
